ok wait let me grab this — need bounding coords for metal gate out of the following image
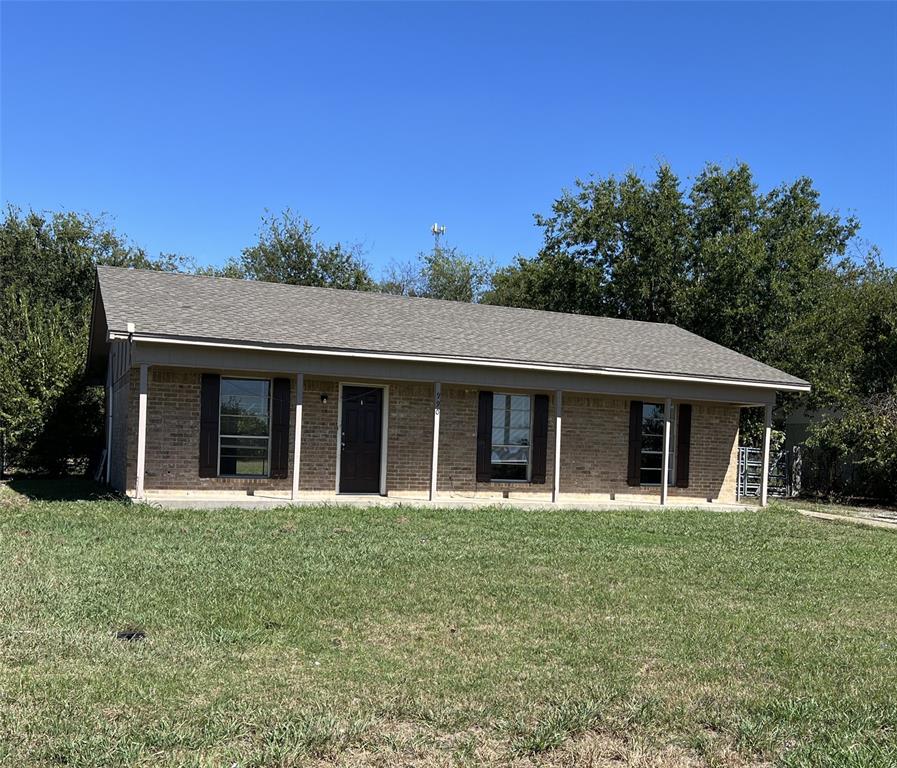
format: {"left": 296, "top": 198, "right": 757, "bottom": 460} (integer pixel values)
{"left": 736, "top": 446, "right": 788, "bottom": 500}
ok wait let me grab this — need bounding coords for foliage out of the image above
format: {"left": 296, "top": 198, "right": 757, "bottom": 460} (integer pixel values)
{"left": 487, "top": 164, "right": 861, "bottom": 395}
{"left": 380, "top": 242, "right": 493, "bottom": 302}
{"left": 771, "top": 252, "right": 897, "bottom": 405}
{"left": 0, "top": 206, "right": 183, "bottom": 473}
{"left": 0, "top": 290, "right": 101, "bottom": 474}
{"left": 227, "top": 209, "right": 374, "bottom": 290}
{"left": 806, "top": 391, "right": 897, "bottom": 501}
{"left": 483, "top": 162, "right": 897, "bottom": 498}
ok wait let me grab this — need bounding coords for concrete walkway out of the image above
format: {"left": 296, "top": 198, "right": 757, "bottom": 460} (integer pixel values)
{"left": 137, "top": 490, "right": 755, "bottom": 512}
{"left": 797, "top": 508, "right": 897, "bottom": 532}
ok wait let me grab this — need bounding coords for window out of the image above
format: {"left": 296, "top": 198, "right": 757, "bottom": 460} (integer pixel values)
{"left": 491, "top": 393, "right": 532, "bottom": 481}
{"left": 219, "top": 378, "right": 271, "bottom": 476}
{"left": 640, "top": 402, "right": 675, "bottom": 485}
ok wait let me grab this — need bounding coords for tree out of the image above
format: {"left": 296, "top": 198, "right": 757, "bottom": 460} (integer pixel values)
{"left": 484, "top": 162, "right": 896, "bottom": 494}
{"left": 0, "top": 206, "right": 183, "bottom": 473}
{"left": 486, "top": 162, "right": 863, "bottom": 400}
{"left": 688, "top": 168, "right": 858, "bottom": 365}
{"left": 770, "top": 251, "right": 896, "bottom": 410}
{"left": 381, "top": 242, "right": 493, "bottom": 302}
{"left": 488, "top": 165, "right": 692, "bottom": 322}
{"left": 807, "top": 391, "right": 897, "bottom": 502}
{"left": 235, "top": 209, "right": 373, "bottom": 290}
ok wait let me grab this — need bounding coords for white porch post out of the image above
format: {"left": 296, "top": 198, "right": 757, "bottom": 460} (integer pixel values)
{"left": 291, "top": 373, "right": 304, "bottom": 501}
{"left": 135, "top": 364, "right": 148, "bottom": 500}
{"left": 760, "top": 403, "right": 773, "bottom": 507}
{"left": 429, "top": 382, "right": 441, "bottom": 502}
{"left": 660, "top": 397, "right": 672, "bottom": 506}
{"left": 552, "top": 390, "right": 562, "bottom": 503}
{"left": 104, "top": 354, "right": 113, "bottom": 484}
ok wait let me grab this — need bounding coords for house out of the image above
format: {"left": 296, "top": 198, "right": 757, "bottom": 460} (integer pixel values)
{"left": 85, "top": 266, "right": 810, "bottom": 507}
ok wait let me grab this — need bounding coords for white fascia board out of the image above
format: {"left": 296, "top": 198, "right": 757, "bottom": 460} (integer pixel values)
{"left": 107, "top": 331, "right": 812, "bottom": 393}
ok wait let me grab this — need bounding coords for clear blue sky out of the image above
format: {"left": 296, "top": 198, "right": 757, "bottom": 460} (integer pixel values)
{"left": 2, "top": 2, "right": 895, "bottom": 272}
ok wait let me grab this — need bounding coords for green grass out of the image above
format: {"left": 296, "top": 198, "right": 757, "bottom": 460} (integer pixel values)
{"left": 1, "top": 484, "right": 896, "bottom": 766}
{"left": 778, "top": 498, "right": 897, "bottom": 522}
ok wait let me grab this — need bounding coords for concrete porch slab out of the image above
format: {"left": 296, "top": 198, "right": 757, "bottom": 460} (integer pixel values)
{"left": 135, "top": 490, "right": 755, "bottom": 512}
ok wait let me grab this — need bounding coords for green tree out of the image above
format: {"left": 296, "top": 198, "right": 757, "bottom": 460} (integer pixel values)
{"left": 485, "top": 162, "right": 895, "bottom": 496}
{"left": 688, "top": 168, "right": 858, "bottom": 364}
{"left": 488, "top": 165, "right": 692, "bottom": 321}
{"left": 487, "top": 162, "right": 862, "bottom": 395}
{"left": 807, "top": 391, "right": 897, "bottom": 502}
{"left": 235, "top": 209, "right": 373, "bottom": 290}
{"left": 0, "top": 206, "right": 182, "bottom": 473}
{"left": 381, "top": 242, "right": 493, "bottom": 303}
{"left": 770, "top": 252, "right": 896, "bottom": 409}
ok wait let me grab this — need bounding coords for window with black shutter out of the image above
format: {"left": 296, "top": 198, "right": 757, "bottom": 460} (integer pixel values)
{"left": 476, "top": 392, "right": 549, "bottom": 484}
{"left": 490, "top": 393, "right": 533, "bottom": 481}
{"left": 218, "top": 377, "right": 272, "bottom": 477}
{"left": 628, "top": 401, "right": 676, "bottom": 486}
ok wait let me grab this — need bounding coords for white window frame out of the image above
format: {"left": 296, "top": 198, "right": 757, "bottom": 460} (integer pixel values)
{"left": 217, "top": 376, "right": 273, "bottom": 478}
{"left": 639, "top": 401, "right": 675, "bottom": 487}
{"left": 490, "top": 392, "right": 534, "bottom": 483}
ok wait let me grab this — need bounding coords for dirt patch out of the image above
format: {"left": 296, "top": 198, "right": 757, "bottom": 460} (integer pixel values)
{"left": 297, "top": 721, "right": 771, "bottom": 768}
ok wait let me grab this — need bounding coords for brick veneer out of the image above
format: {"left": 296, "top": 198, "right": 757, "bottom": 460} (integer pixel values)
{"left": 556, "top": 394, "right": 739, "bottom": 502}
{"left": 118, "top": 366, "right": 739, "bottom": 503}
{"left": 435, "top": 386, "right": 555, "bottom": 501}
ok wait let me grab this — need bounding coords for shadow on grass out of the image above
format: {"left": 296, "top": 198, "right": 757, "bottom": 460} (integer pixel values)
{"left": 7, "top": 476, "right": 125, "bottom": 502}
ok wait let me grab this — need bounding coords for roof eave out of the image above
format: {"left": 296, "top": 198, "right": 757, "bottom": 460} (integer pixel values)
{"left": 108, "top": 330, "right": 812, "bottom": 393}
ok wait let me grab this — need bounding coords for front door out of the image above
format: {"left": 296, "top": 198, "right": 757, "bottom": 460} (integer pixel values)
{"left": 339, "top": 386, "right": 383, "bottom": 494}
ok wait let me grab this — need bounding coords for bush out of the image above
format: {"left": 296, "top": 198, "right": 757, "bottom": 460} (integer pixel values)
{"left": 806, "top": 392, "right": 897, "bottom": 502}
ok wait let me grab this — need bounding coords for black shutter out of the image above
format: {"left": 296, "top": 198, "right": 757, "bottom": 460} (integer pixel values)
{"left": 530, "top": 394, "right": 549, "bottom": 484}
{"left": 270, "top": 377, "right": 291, "bottom": 479}
{"left": 627, "top": 400, "right": 642, "bottom": 486}
{"left": 675, "top": 403, "right": 692, "bottom": 488}
{"left": 199, "top": 374, "right": 220, "bottom": 478}
{"left": 476, "top": 391, "right": 493, "bottom": 482}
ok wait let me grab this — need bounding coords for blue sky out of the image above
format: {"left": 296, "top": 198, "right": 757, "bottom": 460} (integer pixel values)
{"left": 2, "top": 2, "right": 895, "bottom": 272}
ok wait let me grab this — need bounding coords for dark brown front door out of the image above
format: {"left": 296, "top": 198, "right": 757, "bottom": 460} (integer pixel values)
{"left": 339, "top": 386, "right": 383, "bottom": 494}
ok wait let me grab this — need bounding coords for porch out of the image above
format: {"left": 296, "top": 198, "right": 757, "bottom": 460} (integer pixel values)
{"left": 136, "top": 488, "right": 759, "bottom": 512}
{"left": 111, "top": 356, "right": 776, "bottom": 508}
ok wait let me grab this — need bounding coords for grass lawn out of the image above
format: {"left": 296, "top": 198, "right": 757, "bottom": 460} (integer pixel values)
{"left": 1, "top": 483, "right": 896, "bottom": 767}
{"left": 777, "top": 498, "right": 897, "bottom": 524}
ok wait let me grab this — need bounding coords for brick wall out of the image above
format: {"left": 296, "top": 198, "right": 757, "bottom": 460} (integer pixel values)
{"left": 387, "top": 382, "right": 435, "bottom": 494}
{"left": 118, "top": 366, "right": 740, "bottom": 503}
{"left": 556, "top": 395, "right": 739, "bottom": 502}
{"left": 435, "top": 386, "right": 555, "bottom": 501}
{"left": 300, "top": 379, "right": 339, "bottom": 492}
{"left": 125, "top": 369, "right": 340, "bottom": 493}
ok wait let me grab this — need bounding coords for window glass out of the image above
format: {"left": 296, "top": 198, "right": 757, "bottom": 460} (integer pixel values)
{"left": 491, "top": 393, "right": 531, "bottom": 481}
{"left": 640, "top": 402, "right": 675, "bottom": 486}
{"left": 219, "top": 378, "right": 270, "bottom": 476}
